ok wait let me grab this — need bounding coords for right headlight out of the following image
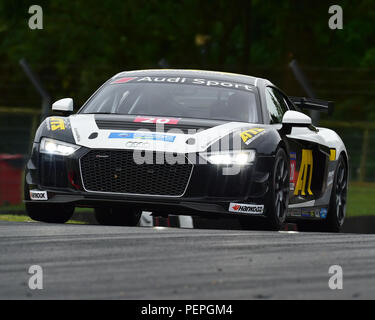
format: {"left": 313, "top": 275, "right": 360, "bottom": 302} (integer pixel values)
{"left": 200, "top": 150, "right": 256, "bottom": 165}
{"left": 40, "top": 138, "right": 80, "bottom": 156}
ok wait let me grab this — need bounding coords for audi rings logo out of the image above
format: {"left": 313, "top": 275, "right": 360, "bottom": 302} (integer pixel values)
{"left": 126, "top": 141, "right": 150, "bottom": 148}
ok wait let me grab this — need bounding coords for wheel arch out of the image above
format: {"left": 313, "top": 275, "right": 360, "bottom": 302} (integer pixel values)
{"left": 340, "top": 150, "right": 349, "bottom": 170}
{"left": 277, "top": 139, "right": 289, "bottom": 158}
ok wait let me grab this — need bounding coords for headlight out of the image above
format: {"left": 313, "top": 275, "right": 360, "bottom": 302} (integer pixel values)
{"left": 201, "top": 150, "right": 256, "bottom": 165}
{"left": 40, "top": 138, "right": 80, "bottom": 156}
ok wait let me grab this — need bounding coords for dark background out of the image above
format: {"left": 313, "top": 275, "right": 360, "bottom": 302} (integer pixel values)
{"left": 0, "top": 0, "right": 374, "bottom": 119}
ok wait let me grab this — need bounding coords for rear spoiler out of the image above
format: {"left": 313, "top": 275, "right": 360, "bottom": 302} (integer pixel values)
{"left": 289, "top": 97, "right": 334, "bottom": 115}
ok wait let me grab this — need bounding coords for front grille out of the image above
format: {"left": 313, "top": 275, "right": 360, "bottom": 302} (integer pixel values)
{"left": 80, "top": 150, "right": 193, "bottom": 196}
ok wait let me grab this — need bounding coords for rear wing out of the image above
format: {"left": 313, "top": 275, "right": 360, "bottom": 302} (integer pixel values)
{"left": 289, "top": 97, "right": 334, "bottom": 115}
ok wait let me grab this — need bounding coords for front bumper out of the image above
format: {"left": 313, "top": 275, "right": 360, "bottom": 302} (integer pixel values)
{"left": 25, "top": 144, "right": 273, "bottom": 217}
{"left": 24, "top": 188, "right": 268, "bottom": 219}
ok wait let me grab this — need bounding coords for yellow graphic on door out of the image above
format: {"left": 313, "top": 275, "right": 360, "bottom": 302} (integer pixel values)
{"left": 294, "top": 149, "right": 313, "bottom": 196}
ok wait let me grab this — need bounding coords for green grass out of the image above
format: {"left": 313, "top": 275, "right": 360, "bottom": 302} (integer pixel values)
{"left": 0, "top": 204, "right": 25, "bottom": 212}
{"left": 0, "top": 214, "right": 86, "bottom": 224}
{"left": 0, "top": 204, "right": 91, "bottom": 223}
{"left": 0, "top": 204, "right": 92, "bottom": 213}
{"left": 0, "top": 214, "right": 34, "bottom": 222}
{"left": 347, "top": 182, "right": 375, "bottom": 217}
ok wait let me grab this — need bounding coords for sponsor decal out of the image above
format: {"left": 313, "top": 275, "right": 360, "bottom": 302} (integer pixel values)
{"left": 111, "top": 77, "right": 137, "bottom": 84}
{"left": 49, "top": 117, "right": 65, "bottom": 131}
{"left": 301, "top": 209, "right": 317, "bottom": 218}
{"left": 301, "top": 210, "right": 314, "bottom": 218}
{"left": 108, "top": 132, "right": 176, "bottom": 142}
{"left": 329, "top": 149, "right": 336, "bottom": 161}
{"left": 287, "top": 208, "right": 302, "bottom": 217}
{"left": 136, "top": 76, "right": 187, "bottom": 84}
{"left": 229, "top": 202, "right": 264, "bottom": 215}
{"left": 240, "top": 128, "right": 265, "bottom": 145}
{"left": 125, "top": 141, "right": 150, "bottom": 148}
{"left": 191, "top": 78, "right": 254, "bottom": 91}
{"left": 111, "top": 76, "right": 254, "bottom": 92}
{"left": 314, "top": 209, "right": 321, "bottom": 218}
{"left": 327, "top": 170, "right": 335, "bottom": 186}
{"left": 30, "top": 190, "right": 48, "bottom": 201}
{"left": 289, "top": 152, "right": 298, "bottom": 191}
{"left": 294, "top": 149, "right": 313, "bottom": 196}
{"left": 73, "top": 128, "right": 81, "bottom": 142}
{"left": 320, "top": 208, "right": 328, "bottom": 219}
{"left": 134, "top": 116, "right": 181, "bottom": 125}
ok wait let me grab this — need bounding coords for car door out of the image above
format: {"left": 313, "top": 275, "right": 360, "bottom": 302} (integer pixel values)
{"left": 265, "top": 86, "right": 330, "bottom": 206}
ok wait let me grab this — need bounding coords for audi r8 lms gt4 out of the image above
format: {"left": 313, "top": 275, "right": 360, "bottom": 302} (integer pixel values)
{"left": 24, "top": 69, "right": 348, "bottom": 231}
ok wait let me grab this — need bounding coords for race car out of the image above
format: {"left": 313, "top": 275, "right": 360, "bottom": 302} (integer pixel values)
{"left": 24, "top": 69, "right": 348, "bottom": 231}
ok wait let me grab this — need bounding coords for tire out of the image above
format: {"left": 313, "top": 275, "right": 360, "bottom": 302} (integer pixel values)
{"left": 26, "top": 202, "right": 74, "bottom": 223}
{"left": 297, "top": 154, "right": 348, "bottom": 232}
{"left": 24, "top": 183, "right": 74, "bottom": 223}
{"left": 240, "top": 148, "right": 289, "bottom": 231}
{"left": 95, "top": 207, "right": 141, "bottom": 226}
{"left": 326, "top": 155, "right": 348, "bottom": 232}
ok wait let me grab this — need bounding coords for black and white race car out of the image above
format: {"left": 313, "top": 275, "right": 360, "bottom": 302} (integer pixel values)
{"left": 24, "top": 69, "right": 348, "bottom": 231}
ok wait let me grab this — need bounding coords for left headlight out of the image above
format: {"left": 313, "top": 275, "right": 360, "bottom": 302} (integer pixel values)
{"left": 40, "top": 138, "right": 80, "bottom": 156}
{"left": 200, "top": 150, "right": 256, "bottom": 165}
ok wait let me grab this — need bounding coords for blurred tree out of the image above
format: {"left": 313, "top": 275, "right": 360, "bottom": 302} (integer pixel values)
{"left": 0, "top": 0, "right": 373, "bottom": 120}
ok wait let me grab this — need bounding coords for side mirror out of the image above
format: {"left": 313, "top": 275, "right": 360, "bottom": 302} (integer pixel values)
{"left": 52, "top": 98, "right": 73, "bottom": 113}
{"left": 282, "top": 110, "right": 312, "bottom": 126}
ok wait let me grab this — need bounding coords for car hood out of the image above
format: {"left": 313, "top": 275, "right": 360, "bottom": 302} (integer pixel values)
{"left": 68, "top": 114, "right": 256, "bottom": 153}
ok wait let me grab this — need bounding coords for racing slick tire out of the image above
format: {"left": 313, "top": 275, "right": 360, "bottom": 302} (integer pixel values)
{"left": 240, "top": 148, "right": 289, "bottom": 231}
{"left": 326, "top": 155, "right": 348, "bottom": 232}
{"left": 94, "top": 207, "right": 142, "bottom": 226}
{"left": 24, "top": 183, "right": 74, "bottom": 223}
{"left": 297, "top": 154, "right": 348, "bottom": 232}
{"left": 26, "top": 203, "right": 74, "bottom": 224}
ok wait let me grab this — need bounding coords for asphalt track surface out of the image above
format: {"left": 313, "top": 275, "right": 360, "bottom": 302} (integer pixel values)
{"left": 1, "top": 220, "right": 375, "bottom": 299}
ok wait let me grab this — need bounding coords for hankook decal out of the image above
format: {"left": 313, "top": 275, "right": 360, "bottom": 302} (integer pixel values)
{"left": 229, "top": 203, "right": 264, "bottom": 215}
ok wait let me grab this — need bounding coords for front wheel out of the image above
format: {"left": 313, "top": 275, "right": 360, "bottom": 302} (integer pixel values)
{"left": 266, "top": 148, "right": 290, "bottom": 230}
{"left": 24, "top": 182, "right": 74, "bottom": 223}
{"left": 26, "top": 202, "right": 74, "bottom": 223}
{"left": 95, "top": 207, "right": 141, "bottom": 226}
{"left": 240, "top": 148, "right": 289, "bottom": 231}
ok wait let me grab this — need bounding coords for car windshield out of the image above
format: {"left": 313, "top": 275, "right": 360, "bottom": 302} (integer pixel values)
{"left": 80, "top": 77, "right": 260, "bottom": 123}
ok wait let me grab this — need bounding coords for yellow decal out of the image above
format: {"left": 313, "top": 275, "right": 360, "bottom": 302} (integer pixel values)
{"left": 50, "top": 117, "right": 65, "bottom": 131}
{"left": 329, "top": 149, "right": 336, "bottom": 161}
{"left": 294, "top": 149, "right": 313, "bottom": 196}
{"left": 240, "top": 128, "right": 265, "bottom": 145}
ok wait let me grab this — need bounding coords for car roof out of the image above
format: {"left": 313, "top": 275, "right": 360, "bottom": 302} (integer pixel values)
{"left": 112, "top": 69, "right": 265, "bottom": 87}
